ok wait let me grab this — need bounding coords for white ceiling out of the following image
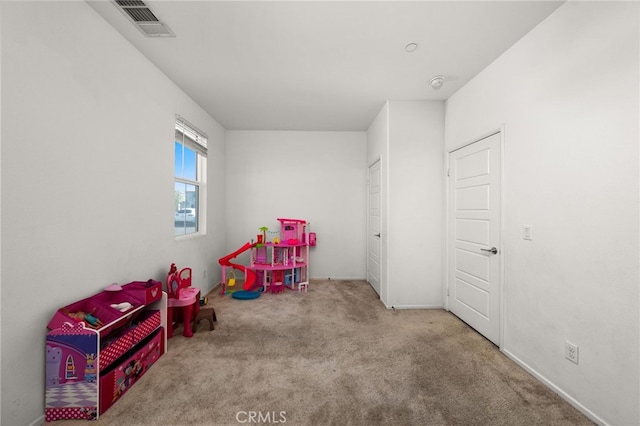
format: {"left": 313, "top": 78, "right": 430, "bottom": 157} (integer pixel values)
{"left": 87, "top": 1, "right": 563, "bottom": 131}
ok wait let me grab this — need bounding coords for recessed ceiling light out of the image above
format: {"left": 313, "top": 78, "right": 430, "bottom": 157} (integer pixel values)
{"left": 405, "top": 43, "right": 418, "bottom": 53}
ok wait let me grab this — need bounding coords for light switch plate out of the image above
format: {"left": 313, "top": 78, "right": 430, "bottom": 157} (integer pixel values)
{"left": 523, "top": 225, "right": 532, "bottom": 240}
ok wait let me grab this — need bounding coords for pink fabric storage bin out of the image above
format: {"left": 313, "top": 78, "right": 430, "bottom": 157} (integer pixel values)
{"left": 98, "top": 310, "right": 161, "bottom": 372}
{"left": 122, "top": 280, "right": 162, "bottom": 305}
{"left": 99, "top": 327, "right": 135, "bottom": 372}
{"left": 133, "top": 310, "right": 161, "bottom": 343}
{"left": 99, "top": 328, "right": 164, "bottom": 414}
{"left": 47, "top": 297, "right": 122, "bottom": 336}
{"left": 93, "top": 289, "right": 144, "bottom": 309}
{"left": 47, "top": 281, "right": 162, "bottom": 338}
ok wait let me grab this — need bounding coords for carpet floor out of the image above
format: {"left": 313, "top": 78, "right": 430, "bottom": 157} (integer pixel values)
{"left": 52, "top": 279, "right": 593, "bottom": 426}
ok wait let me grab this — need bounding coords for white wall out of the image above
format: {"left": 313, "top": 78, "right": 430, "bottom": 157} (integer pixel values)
{"left": 367, "top": 101, "right": 445, "bottom": 309}
{"left": 387, "top": 101, "right": 444, "bottom": 308}
{"left": 1, "top": 3, "right": 226, "bottom": 424}
{"left": 0, "top": 5, "right": 3, "bottom": 420}
{"left": 224, "top": 131, "right": 367, "bottom": 280}
{"left": 445, "top": 2, "right": 639, "bottom": 425}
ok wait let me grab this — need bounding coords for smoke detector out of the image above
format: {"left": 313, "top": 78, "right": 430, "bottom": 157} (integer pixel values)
{"left": 429, "top": 75, "right": 445, "bottom": 90}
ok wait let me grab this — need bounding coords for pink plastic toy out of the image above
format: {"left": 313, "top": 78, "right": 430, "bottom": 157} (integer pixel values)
{"left": 270, "top": 281, "right": 284, "bottom": 294}
{"left": 278, "top": 218, "right": 306, "bottom": 244}
{"left": 65, "top": 310, "right": 103, "bottom": 329}
{"left": 218, "top": 242, "right": 259, "bottom": 294}
{"left": 218, "top": 218, "right": 311, "bottom": 295}
{"left": 166, "top": 264, "right": 200, "bottom": 338}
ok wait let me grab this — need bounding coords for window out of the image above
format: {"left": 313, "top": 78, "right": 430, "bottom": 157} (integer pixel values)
{"left": 174, "top": 116, "right": 207, "bottom": 236}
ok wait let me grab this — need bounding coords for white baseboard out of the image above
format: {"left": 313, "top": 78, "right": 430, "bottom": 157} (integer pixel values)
{"left": 382, "top": 302, "right": 444, "bottom": 310}
{"left": 501, "top": 348, "right": 608, "bottom": 426}
{"left": 311, "top": 276, "right": 367, "bottom": 281}
{"left": 29, "top": 414, "right": 45, "bottom": 426}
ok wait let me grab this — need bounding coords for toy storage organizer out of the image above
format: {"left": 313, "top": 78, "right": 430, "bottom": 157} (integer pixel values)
{"left": 45, "top": 281, "right": 167, "bottom": 422}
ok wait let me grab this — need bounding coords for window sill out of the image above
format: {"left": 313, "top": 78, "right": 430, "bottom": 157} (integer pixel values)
{"left": 175, "top": 232, "right": 206, "bottom": 241}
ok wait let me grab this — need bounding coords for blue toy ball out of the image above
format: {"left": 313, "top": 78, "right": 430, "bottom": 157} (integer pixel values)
{"left": 232, "top": 291, "right": 261, "bottom": 300}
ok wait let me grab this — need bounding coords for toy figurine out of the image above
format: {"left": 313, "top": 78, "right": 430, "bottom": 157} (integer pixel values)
{"left": 67, "top": 310, "right": 103, "bottom": 329}
{"left": 258, "top": 226, "right": 269, "bottom": 243}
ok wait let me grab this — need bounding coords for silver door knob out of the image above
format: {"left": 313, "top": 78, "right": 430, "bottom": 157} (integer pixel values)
{"left": 481, "top": 247, "right": 498, "bottom": 255}
{"left": 374, "top": 233, "right": 381, "bottom": 237}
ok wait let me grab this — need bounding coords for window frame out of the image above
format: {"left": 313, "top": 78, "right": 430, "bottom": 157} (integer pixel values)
{"left": 174, "top": 115, "right": 207, "bottom": 238}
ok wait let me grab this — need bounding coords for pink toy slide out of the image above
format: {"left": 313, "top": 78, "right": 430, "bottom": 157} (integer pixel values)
{"left": 218, "top": 242, "right": 258, "bottom": 291}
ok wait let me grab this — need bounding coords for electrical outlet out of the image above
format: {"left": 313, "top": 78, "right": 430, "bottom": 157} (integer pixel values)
{"left": 565, "top": 341, "right": 579, "bottom": 364}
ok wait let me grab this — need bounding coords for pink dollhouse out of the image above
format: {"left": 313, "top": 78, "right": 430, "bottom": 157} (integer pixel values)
{"left": 218, "top": 217, "right": 313, "bottom": 294}
{"left": 250, "top": 218, "right": 310, "bottom": 292}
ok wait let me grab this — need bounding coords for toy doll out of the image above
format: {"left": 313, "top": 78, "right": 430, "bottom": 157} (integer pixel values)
{"left": 66, "top": 310, "right": 103, "bottom": 329}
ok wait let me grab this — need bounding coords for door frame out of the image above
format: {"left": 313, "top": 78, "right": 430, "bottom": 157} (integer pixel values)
{"left": 444, "top": 126, "right": 506, "bottom": 348}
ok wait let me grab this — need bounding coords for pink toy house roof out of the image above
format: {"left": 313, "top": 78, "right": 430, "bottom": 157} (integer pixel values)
{"left": 277, "top": 218, "right": 306, "bottom": 224}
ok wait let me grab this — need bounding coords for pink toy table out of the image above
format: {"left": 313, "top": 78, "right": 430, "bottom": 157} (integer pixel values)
{"left": 166, "top": 287, "right": 199, "bottom": 338}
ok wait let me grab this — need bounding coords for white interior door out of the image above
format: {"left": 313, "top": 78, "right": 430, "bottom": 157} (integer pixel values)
{"left": 448, "top": 132, "right": 502, "bottom": 345}
{"left": 368, "top": 160, "right": 381, "bottom": 295}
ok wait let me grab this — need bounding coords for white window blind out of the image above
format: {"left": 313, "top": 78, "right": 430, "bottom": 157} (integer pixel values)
{"left": 175, "top": 115, "right": 207, "bottom": 155}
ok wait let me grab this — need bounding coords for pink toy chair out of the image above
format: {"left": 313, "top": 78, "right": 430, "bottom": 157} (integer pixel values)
{"left": 166, "top": 264, "right": 200, "bottom": 338}
{"left": 270, "top": 281, "right": 284, "bottom": 294}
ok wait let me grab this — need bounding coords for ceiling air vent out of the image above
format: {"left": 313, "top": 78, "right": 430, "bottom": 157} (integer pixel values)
{"left": 113, "top": 0, "right": 175, "bottom": 38}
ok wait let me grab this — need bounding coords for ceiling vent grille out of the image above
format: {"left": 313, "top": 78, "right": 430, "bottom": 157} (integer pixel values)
{"left": 113, "top": 0, "right": 175, "bottom": 38}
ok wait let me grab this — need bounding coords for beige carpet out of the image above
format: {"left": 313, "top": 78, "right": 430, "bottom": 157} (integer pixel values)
{"left": 53, "top": 280, "right": 592, "bottom": 426}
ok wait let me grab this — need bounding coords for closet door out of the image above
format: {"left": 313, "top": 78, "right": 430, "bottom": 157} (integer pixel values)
{"left": 448, "top": 132, "right": 502, "bottom": 345}
{"left": 367, "top": 159, "right": 381, "bottom": 295}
